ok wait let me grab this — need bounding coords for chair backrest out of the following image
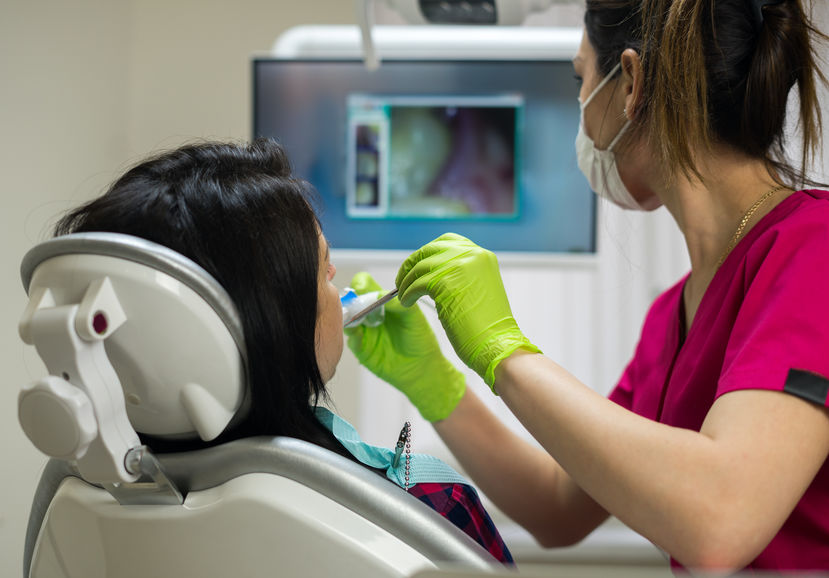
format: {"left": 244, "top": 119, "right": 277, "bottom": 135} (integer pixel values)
{"left": 20, "top": 233, "right": 248, "bottom": 447}
{"left": 18, "top": 233, "right": 496, "bottom": 578}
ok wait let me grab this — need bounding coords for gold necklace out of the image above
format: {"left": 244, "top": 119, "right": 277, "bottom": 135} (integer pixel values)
{"left": 716, "top": 184, "right": 786, "bottom": 268}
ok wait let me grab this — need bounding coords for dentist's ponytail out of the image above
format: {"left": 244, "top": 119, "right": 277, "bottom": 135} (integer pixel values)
{"left": 744, "top": 0, "right": 825, "bottom": 185}
{"left": 584, "top": 0, "right": 827, "bottom": 186}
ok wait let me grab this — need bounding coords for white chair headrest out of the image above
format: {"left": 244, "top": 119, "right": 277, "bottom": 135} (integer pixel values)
{"left": 19, "top": 233, "right": 248, "bottom": 450}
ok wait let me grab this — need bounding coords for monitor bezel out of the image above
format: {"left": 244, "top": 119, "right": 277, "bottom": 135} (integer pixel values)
{"left": 251, "top": 56, "right": 598, "bottom": 266}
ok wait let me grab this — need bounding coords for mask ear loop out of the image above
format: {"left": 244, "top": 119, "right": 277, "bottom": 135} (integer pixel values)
{"left": 580, "top": 62, "right": 623, "bottom": 110}
{"left": 607, "top": 113, "right": 632, "bottom": 153}
{"left": 581, "top": 62, "right": 630, "bottom": 153}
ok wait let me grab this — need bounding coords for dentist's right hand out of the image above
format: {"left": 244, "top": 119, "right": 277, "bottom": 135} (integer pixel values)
{"left": 396, "top": 233, "right": 541, "bottom": 391}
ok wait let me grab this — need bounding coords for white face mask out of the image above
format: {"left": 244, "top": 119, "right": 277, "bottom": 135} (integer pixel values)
{"left": 575, "top": 62, "right": 647, "bottom": 211}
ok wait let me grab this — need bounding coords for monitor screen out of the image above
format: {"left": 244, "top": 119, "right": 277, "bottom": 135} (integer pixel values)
{"left": 252, "top": 59, "right": 595, "bottom": 254}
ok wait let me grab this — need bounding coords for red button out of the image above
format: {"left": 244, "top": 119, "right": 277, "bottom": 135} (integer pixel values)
{"left": 92, "top": 312, "right": 108, "bottom": 335}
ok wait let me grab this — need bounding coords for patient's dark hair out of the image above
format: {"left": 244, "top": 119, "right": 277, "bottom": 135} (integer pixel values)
{"left": 54, "top": 138, "right": 354, "bottom": 459}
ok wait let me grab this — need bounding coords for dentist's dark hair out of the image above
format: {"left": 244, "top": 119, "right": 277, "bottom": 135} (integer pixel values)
{"left": 584, "top": 0, "right": 827, "bottom": 185}
{"left": 53, "top": 138, "right": 354, "bottom": 459}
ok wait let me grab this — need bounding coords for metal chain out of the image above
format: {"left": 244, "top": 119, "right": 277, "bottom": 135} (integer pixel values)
{"left": 403, "top": 421, "right": 411, "bottom": 491}
{"left": 717, "top": 184, "right": 786, "bottom": 268}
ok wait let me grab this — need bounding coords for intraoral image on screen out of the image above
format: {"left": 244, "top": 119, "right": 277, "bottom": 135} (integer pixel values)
{"left": 346, "top": 95, "right": 522, "bottom": 220}
{"left": 253, "top": 60, "right": 595, "bottom": 254}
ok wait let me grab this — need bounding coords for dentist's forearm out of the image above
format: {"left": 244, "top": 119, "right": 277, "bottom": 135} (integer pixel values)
{"left": 433, "top": 387, "right": 609, "bottom": 547}
{"left": 493, "top": 350, "right": 829, "bottom": 570}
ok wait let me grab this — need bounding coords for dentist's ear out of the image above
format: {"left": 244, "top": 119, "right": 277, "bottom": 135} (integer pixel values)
{"left": 620, "top": 48, "right": 644, "bottom": 120}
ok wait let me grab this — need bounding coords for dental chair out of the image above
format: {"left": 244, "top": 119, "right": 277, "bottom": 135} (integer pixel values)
{"left": 17, "top": 232, "right": 497, "bottom": 578}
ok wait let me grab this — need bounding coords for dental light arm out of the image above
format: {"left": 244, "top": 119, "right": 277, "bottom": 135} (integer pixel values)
{"left": 357, "top": 0, "right": 584, "bottom": 68}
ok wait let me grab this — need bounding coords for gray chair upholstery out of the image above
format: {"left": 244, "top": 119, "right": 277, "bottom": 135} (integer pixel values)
{"left": 24, "top": 437, "right": 496, "bottom": 577}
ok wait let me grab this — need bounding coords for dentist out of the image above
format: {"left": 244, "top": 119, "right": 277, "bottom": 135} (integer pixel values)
{"left": 347, "top": 0, "right": 829, "bottom": 572}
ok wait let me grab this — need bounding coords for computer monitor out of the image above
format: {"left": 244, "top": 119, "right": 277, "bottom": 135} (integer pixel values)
{"left": 252, "top": 58, "right": 595, "bottom": 255}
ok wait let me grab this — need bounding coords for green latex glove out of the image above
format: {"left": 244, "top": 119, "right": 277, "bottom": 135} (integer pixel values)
{"left": 395, "top": 233, "right": 541, "bottom": 391}
{"left": 344, "top": 272, "right": 466, "bottom": 422}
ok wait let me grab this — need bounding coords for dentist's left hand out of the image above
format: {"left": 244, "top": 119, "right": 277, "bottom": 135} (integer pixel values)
{"left": 344, "top": 272, "right": 466, "bottom": 422}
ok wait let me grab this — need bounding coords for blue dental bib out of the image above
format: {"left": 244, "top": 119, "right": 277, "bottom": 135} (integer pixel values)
{"left": 315, "top": 407, "right": 468, "bottom": 489}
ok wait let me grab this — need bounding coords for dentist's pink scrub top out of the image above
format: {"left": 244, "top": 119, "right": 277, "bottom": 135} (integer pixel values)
{"left": 609, "top": 190, "right": 829, "bottom": 571}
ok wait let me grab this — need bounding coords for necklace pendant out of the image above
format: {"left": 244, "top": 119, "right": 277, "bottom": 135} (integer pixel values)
{"left": 392, "top": 421, "right": 410, "bottom": 469}
{"left": 392, "top": 421, "right": 412, "bottom": 490}
{"left": 392, "top": 442, "right": 404, "bottom": 469}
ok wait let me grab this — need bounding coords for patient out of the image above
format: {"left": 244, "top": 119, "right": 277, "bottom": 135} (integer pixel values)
{"left": 53, "top": 138, "right": 512, "bottom": 563}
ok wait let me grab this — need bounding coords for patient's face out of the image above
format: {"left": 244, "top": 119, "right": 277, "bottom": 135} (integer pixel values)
{"left": 315, "top": 233, "right": 343, "bottom": 382}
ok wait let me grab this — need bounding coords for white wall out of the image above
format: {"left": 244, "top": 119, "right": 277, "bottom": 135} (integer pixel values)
{"left": 0, "top": 2, "right": 355, "bottom": 575}
{"left": 2, "top": 1, "right": 827, "bottom": 576}
{"left": 1, "top": 2, "right": 131, "bottom": 573}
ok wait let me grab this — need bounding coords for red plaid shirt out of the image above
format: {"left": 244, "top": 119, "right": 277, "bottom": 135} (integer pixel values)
{"left": 409, "top": 482, "right": 513, "bottom": 564}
